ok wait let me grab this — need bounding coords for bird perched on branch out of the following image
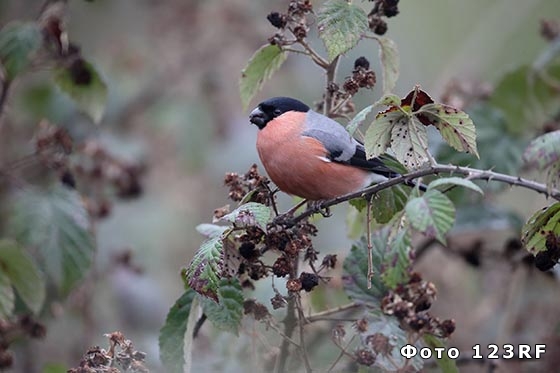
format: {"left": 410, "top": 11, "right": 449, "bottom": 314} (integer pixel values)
{"left": 249, "top": 96, "right": 422, "bottom": 200}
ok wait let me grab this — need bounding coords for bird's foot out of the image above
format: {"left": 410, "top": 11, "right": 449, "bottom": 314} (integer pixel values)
{"left": 307, "top": 200, "right": 331, "bottom": 217}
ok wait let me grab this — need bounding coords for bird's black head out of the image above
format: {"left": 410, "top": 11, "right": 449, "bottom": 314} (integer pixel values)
{"left": 249, "top": 97, "right": 310, "bottom": 129}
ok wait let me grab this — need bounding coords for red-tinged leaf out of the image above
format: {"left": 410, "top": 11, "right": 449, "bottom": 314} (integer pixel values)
{"left": 401, "top": 87, "right": 434, "bottom": 111}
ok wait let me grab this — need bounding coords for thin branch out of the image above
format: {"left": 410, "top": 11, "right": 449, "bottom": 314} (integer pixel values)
{"left": 275, "top": 164, "right": 560, "bottom": 227}
{"left": 324, "top": 56, "right": 340, "bottom": 116}
{"left": 305, "top": 302, "right": 362, "bottom": 324}
{"left": 265, "top": 320, "right": 300, "bottom": 348}
{"left": 295, "top": 295, "right": 313, "bottom": 373}
{"left": 0, "top": 79, "right": 11, "bottom": 127}
{"left": 297, "top": 39, "right": 329, "bottom": 69}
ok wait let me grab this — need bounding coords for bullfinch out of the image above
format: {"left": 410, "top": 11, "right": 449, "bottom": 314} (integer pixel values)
{"left": 249, "top": 96, "right": 418, "bottom": 201}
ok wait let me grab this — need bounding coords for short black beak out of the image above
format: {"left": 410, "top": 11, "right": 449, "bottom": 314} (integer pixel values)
{"left": 249, "top": 107, "right": 267, "bottom": 128}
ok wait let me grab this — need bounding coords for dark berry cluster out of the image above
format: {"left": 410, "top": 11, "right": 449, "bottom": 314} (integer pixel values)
{"left": 33, "top": 122, "right": 145, "bottom": 219}
{"left": 266, "top": 1, "right": 313, "bottom": 45}
{"left": 368, "top": 0, "right": 400, "bottom": 35}
{"left": 381, "top": 273, "right": 455, "bottom": 338}
{"left": 220, "top": 166, "right": 335, "bottom": 310}
{"left": 343, "top": 56, "right": 376, "bottom": 96}
{"left": 0, "top": 315, "right": 46, "bottom": 369}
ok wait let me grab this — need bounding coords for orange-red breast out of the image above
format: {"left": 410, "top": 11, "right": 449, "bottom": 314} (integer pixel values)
{"left": 249, "top": 97, "right": 411, "bottom": 200}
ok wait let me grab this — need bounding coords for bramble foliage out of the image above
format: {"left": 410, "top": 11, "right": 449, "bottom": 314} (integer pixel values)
{"left": 163, "top": 2, "right": 560, "bottom": 373}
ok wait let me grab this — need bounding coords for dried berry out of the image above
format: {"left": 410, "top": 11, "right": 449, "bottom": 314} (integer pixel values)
{"left": 439, "top": 319, "right": 456, "bottom": 337}
{"left": 321, "top": 254, "right": 337, "bottom": 269}
{"left": 272, "top": 257, "right": 291, "bottom": 277}
{"left": 356, "top": 348, "right": 376, "bottom": 366}
{"left": 293, "top": 25, "right": 307, "bottom": 40}
{"left": 267, "top": 12, "right": 287, "bottom": 29}
{"left": 286, "top": 278, "right": 302, "bottom": 292}
{"left": 243, "top": 299, "right": 270, "bottom": 321}
{"left": 366, "top": 333, "right": 391, "bottom": 355}
{"left": 239, "top": 242, "right": 260, "bottom": 261}
{"left": 299, "top": 272, "right": 319, "bottom": 292}
{"left": 369, "top": 16, "right": 387, "bottom": 35}
{"left": 541, "top": 19, "right": 560, "bottom": 41}
{"left": 343, "top": 78, "right": 360, "bottom": 95}
{"left": 355, "top": 318, "right": 369, "bottom": 333}
{"left": 271, "top": 293, "right": 287, "bottom": 309}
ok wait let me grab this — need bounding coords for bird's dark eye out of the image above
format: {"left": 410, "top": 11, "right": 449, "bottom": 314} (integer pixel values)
{"left": 273, "top": 108, "right": 282, "bottom": 116}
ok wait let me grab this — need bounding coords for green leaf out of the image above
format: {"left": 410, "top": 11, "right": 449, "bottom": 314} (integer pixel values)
{"left": 53, "top": 60, "right": 108, "bottom": 123}
{"left": 0, "top": 268, "right": 14, "bottom": 318}
{"left": 0, "top": 239, "right": 45, "bottom": 314}
{"left": 317, "top": 0, "right": 368, "bottom": 61}
{"left": 346, "top": 104, "right": 373, "bottom": 136}
{"left": 218, "top": 202, "right": 271, "bottom": 232}
{"left": 522, "top": 202, "right": 560, "bottom": 255}
{"left": 159, "top": 289, "right": 198, "bottom": 373}
{"left": 201, "top": 278, "right": 244, "bottom": 335}
{"left": 490, "top": 64, "right": 560, "bottom": 135}
{"left": 0, "top": 22, "right": 42, "bottom": 80}
{"left": 405, "top": 190, "right": 455, "bottom": 244}
{"left": 370, "top": 185, "right": 408, "bottom": 224}
{"left": 423, "top": 334, "right": 459, "bottom": 373}
{"left": 390, "top": 116, "right": 430, "bottom": 170}
{"left": 381, "top": 228, "right": 411, "bottom": 289}
{"left": 373, "top": 93, "right": 401, "bottom": 108}
{"left": 418, "top": 103, "right": 479, "bottom": 157}
{"left": 185, "top": 236, "right": 224, "bottom": 301}
{"left": 239, "top": 44, "right": 287, "bottom": 110}
{"left": 376, "top": 37, "right": 399, "bottom": 94}
{"left": 436, "top": 104, "right": 524, "bottom": 180}
{"left": 342, "top": 234, "right": 397, "bottom": 304}
{"left": 196, "top": 224, "right": 229, "bottom": 239}
{"left": 427, "top": 177, "right": 483, "bottom": 195}
{"left": 8, "top": 185, "right": 94, "bottom": 296}
{"left": 523, "top": 130, "right": 560, "bottom": 169}
{"left": 364, "top": 109, "right": 403, "bottom": 159}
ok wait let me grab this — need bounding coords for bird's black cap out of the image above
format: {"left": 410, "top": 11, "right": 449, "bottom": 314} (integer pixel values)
{"left": 249, "top": 97, "right": 310, "bottom": 129}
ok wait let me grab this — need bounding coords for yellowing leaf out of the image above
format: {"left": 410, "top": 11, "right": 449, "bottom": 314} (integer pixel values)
{"left": 364, "top": 109, "right": 404, "bottom": 159}
{"left": 376, "top": 37, "right": 399, "bottom": 94}
{"left": 239, "top": 44, "right": 287, "bottom": 110}
{"left": 317, "top": 0, "right": 368, "bottom": 61}
{"left": 390, "top": 116, "right": 430, "bottom": 170}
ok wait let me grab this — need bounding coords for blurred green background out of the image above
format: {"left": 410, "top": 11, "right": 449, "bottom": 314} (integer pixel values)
{"left": 1, "top": 0, "right": 559, "bottom": 371}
